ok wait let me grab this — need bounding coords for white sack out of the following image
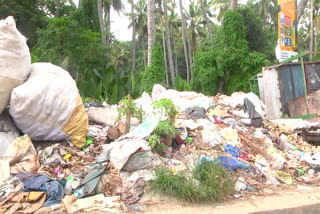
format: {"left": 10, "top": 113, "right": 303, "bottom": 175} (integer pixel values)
{"left": 0, "top": 16, "right": 31, "bottom": 113}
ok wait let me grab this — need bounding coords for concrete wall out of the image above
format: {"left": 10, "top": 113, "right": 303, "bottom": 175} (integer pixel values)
{"left": 260, "top": 67, "right": 283, "bottom": 119}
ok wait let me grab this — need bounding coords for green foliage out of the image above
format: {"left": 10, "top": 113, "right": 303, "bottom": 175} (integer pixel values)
{"left": 0, "top": 0, "right": 47, "bottom": 48}
{"left": 175, "top": 75, "right": 190, "bottom": 91}
{"left": 140, "top": 42, "right": 165, "bottom": 93}
{"left": 78, "top": 65, "right": 129, "bottom": 104}
{"left": 150, "top": 160, "right": 234, "bottom": 203}
{"left": 38, "top": 0, "right": 76, "bottom": 17}
{"left": 117, "top": 94, "right": 144, "bottom": 122}
{"left": 225, "top": 52, "right": 269, "bottom": 94}
{"left": 32, "top": 17, "right": 132, "bottom": 103}
{"left": 191, "top": 49, "right": 223, "bottom": 95}
{"left": 218, "top": 11, "right": 248, "bottom": 76}
{"left": 152, "top": 98, "right": 178, "bottom": 123}
{"left": 148, "top": 134, "right": 161, "bottom": 149}
{"left": 33, "top": 17, "right": 107, "bottom": 75}
{"left": 192, "top": 10, "right": 269, "bottom": 95}
{"left": 73, "top": 0, "right": 100, "bottom": 32}
{"left": 154, "top": 120, "right": 176, "bottom": 137}
{"left": 237, "top": 6, "right": 276, "bottom": 61}
{"left": 237, "top": 6, "right": 267, "bottom": 53}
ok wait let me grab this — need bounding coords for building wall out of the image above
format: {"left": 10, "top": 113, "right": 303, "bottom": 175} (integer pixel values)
{"left": 261, "top": 67, "right": 283, "bottom": 119}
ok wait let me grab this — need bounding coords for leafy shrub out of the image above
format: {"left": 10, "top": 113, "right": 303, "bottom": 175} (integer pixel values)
{"left": 150, "top": 160, "right": 234, "bottom": 203}
{"left": 140, "top": 42, "right": 166, "bottom": 93}
{"left": 224, "top": 52, "right": 269, "bottom": 94}
{"left": 191, "top": 50, "right": 223, "bottom": 95}
{"left": 175, "top": 75, "right": 190, "bottom": 91}
{"left": 154, "top": 120, "right": 176, "bottom": 137}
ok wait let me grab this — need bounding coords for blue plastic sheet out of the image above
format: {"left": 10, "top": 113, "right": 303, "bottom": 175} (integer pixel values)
{"left": 223, "top": 144, "right": 240, "bottom": 157}
{"left": 200, "top": 156, "right": 251, "bottom": 171}
{"left": 218, "top": 156, "right": 251, "bottom": 171}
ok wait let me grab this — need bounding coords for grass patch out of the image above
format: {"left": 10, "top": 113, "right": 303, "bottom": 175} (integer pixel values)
{"left": 150, "top": 160, "right": 234, "bottom": 203}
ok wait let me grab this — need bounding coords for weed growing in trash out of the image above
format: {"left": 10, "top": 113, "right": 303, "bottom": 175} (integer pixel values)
{"left": 154, "top": 120, "right": 176, "bottom": 137}
{"left": 150, "top": 160, "right": 234, "bottom": 203}
{"left": 152, "top": 99, "right": 178, "bottom": 124}
{"left": 118, "top": 94, "right": 144, "bottom": 133}
{"left": 148, "top": 134, "right": 161, "bottom": 148}
{"left": 118, "top": 94, "right": 144, "bottom": 122}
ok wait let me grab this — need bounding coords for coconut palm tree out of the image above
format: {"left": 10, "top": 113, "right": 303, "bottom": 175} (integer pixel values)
{"left": 179, "top": 0, "right": 191, "bottom": 83}
{"left": 147, "top": 0, "right": 156, "bottom": 65}
{"left": 104, "top": 0, "right": 123, "bottom": 44}
{"left": 185, "top": 1, "right": 206, "bottom": 54}
{"left": 163, "top": 0, "right": 175, "bottom": 85}
{"left": 132, "top": 0, "right": 148, "bottom": 68}
{"left": 127, "top": 0, "right": 137, "bottom": 71}
{"left": 199, "top": 0, "right": 213, "bottom": 38}
{"left": 168, "top": 1, "right": 181, "bottom": 76}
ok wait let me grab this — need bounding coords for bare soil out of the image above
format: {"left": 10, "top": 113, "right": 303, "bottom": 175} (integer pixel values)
{"left": 140, "top": 186, "right": 320, "bottom": 214}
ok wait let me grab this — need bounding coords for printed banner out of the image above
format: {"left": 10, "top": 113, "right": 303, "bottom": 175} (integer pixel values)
{"left": 278, "top": 0, "right": 297, "bottom": 52}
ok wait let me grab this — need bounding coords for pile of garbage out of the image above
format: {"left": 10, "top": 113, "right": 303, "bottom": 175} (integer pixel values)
{"left": 1, "top": 16, "right": 320, "bottom": 214}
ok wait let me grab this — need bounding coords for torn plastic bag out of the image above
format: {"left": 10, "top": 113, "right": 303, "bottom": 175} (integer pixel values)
{"left": 185, "top": 107, "right": 206, "bottom": 119}
{"left": 0, "top": 16, "right": 31, "bottom": 114}
{"left": 218, "top": 156, "right": 251, "bottom": 171}
{"left": 16, "top": 173, "right": 64, "bottom": 206}
{"left": 0, "top": 135, "right": 39, "bottom": 182}
{"left": 122, "top": 151, "right": 158, "bottom": 172}
{"left": 74, "top": 164, "right": 105, "bottom": 198}
{"left": 10, "top": 63, "right": 88, "bottom": 148}
{"left": 224, "top": 144, "right": 240, "bottom": 157}
{"left": 120, "top": 118, "right": 158, "bottom": 140}
{"left": 96, "top": 138, "right": 150, "bottom": 170}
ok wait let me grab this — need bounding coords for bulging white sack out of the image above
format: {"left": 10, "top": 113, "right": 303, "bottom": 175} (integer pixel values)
{"left": 10, "top": 62, "right": 88, "bottom": 148}
{"left": 0, "top": 16, "right": 31, "bottom": 113}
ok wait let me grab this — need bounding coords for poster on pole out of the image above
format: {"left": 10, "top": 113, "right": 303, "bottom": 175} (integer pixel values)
{"left": 278, "top": 0, "right": 298, "bottom": 61}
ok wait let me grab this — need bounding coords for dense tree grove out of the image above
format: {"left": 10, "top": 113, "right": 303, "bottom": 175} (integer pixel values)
{"left": 0, "top": 0, "right": 318, "bottom": 103}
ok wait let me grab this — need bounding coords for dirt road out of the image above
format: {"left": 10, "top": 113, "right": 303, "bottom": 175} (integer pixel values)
{"left": 141, "top": 186, "right": 320, "bottom": 214}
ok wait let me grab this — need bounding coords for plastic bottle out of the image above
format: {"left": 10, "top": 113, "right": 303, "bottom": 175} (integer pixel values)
{"left": 74, "top": 186, "right": 85, "bottom": 198}
{"left": 64, "top": 176, "right": 73, "bottom": 195}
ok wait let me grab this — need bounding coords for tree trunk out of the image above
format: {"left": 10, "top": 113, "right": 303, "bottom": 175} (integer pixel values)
{"left": 56, "top": 0, "right": 60, "bottom": 17}
{"left": 142, "top": 35, "right": 147, "bottom": 68}
{"left": 229, "top": 0, "right": 237, "bottom": 10}
{"left": 163, "top": 0, "right": 175, "bottom": 86}
{"left": 200, "top": 0, "right": 212, "bottom": 38}
{"left": 131, "top": 0, "right": 136, "bottom": 71}
{"left": 297, "top": 0, "right": 309, "bottom": 24}
{"left": 186, "top": 29, "right": 193, "bottom": 75}
{"left": 172, "top": 33, "right": 179, "bottom": 76}
{"left": 309, "top": 0, "right": 314, "bottom": 60}
{"left": 218, "top": 79, "right": 224, "bottom": 93}
{"left": 162, "top": 31, "right": 169, "bottom": 86}
{"left": 315, "top": 17, "right": 319, "bottom": 53}
{"left": 179, "top": 0, "right": 190, "bottom": 83}
{"left": 104, "top": 6, "right": 111, "bottom": 45}
{"left": 192, "top": 30, "right": 196, "bottom": 54}
{"left": 147, "top": 0, "right": 156, "bottom": 66}
{"left": 97, "top": 0, "right": 107, "bottom": 44}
